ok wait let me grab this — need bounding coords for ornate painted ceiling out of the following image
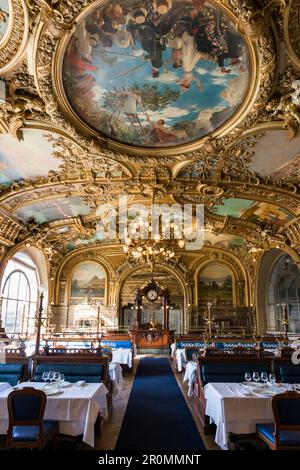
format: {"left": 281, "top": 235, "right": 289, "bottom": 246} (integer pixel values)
{"left": 0, "top": 0, "right": 300, "bottom": 279}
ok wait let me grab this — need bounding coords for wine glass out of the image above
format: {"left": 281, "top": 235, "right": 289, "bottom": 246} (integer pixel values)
{"left": 59, "top": 373, "right": 65, "bottom": 386}
{"left": 261, "top": 372, "right": 268, "bottom": 385}
{"left": 244, "top": 372, "right": 252, "bottom": 383}
{"left": 53, "top": 372, "right": 60, "bottom": 389}
{"left": 42, "top": 371, "right": 49, "bottom": 385}
{"left": 269, "top": 373, "right": 276, "bottom": 385}
{"left": 48, "top": 371, "right": 54, "bottom": 386}
{"left": 253, "top": 372, "right": 260, "bottom": 383}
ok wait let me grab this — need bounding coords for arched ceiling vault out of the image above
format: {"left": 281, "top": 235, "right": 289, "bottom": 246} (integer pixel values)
{"left": 0, "top": 0, "right": 300, "bottom": 276}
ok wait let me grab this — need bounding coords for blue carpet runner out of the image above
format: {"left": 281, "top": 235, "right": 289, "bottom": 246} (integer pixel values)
{"left": 116, "top": 357, "right": 206, "bottom": 451}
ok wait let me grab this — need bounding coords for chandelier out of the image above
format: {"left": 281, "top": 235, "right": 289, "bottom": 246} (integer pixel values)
{"left": 122, "top": 212, "right": 187, "bottom": 266}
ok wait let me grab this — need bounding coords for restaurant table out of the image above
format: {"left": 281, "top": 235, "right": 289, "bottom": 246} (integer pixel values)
{"left": 0, "top": 383, "right": 10, "bottom": 394}
{"left": 109, "top": 363, "right": 124, "bottom": 397}
{"left": 175, "top": 349, "right": 186, "bottom": 372}
{"left": 0, "top": 381, "right": 108, "bottom": 447}
{"left": 112, "top": 348, "right": 132, "bottom": 368}
{"left": 183, "top": 362, "right": 198, "bottom": 397}
{"left": 204, "top": 382, "right": 290, "bottom": 449}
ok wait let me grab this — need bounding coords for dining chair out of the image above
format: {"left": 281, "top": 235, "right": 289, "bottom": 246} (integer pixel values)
{"left": 256, "top": 390, "right": 300, "bottom": 450}
{"left": 7, "top": 387, "right": 59, "bottom": 449}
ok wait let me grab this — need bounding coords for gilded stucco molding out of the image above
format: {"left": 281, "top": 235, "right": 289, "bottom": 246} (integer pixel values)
{"left": 284, "top": 0, "right": 300, "bottom": 69}
{"left": 0, "top": 0, "right": 30, "bottom": 75}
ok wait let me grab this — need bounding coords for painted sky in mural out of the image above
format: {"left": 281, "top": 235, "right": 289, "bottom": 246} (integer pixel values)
{"left": 248, "top": 130, "right": 300, "bottom": 181}
{"left": 212, "top": 198, "right": 293, "bottom": 227}
{"left": 13, "top": 197, "right": 91, "bottom": 224}
{"left": 62, "top": 0, "right": 250, "bottom": 148}
{"left": 0, "top": 0, "right": 9, "bottom": 41}
{"left": 0, "top": 130, "right": 64, "bottom": 187}
{"left": 71, "top": 262, "right": 106, "bottom": 298}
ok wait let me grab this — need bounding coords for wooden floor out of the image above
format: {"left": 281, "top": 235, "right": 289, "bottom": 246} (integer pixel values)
{"left": 95, "top": 355, "right": 220, "bottom": 451}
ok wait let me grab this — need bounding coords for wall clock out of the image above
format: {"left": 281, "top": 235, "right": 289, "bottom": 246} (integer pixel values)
{"left": 146, "top": 289, "right": 158, "bottom": 302}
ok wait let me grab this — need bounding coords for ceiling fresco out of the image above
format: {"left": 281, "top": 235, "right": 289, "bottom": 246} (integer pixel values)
{"left": 13, "top": 197, "right": 92, "bottom": 224}
{"left": 211, "top": 198, "right": 294, "bottom": 227}
{"left": 204, "top": 232, "right": 246, "bottom": 250}
{"left": 248, "top": 130, "right": 300, "bottom": 181}
{"left": 62, "top": 0, "right": 250, "bottom": 148}
{"left": 212, "top": 198, "right": 255, "bottom": 218}
{"left": 0, "top": 129, "right": 65, "bottom": 187}
{"left": 0, "top": 0, "right": 9, "bottom": 42}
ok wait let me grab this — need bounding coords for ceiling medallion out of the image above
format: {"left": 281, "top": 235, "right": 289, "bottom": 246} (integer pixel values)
{"left": 55, "top": 0, "right": 256, "bottom": 156}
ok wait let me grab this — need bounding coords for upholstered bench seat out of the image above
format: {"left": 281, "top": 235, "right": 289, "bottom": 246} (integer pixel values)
{"left": 278, "top": 363, "right": 300, "bottom": 383}
{"left": 0, "top": 363, "right": 25, "bottom": 386}
{"left": 256, "top": 423, "right": 300, "bottom": 447}
{"left": 101, "top": 340, "right": 132, "bottom": 349}
{"left": 200, "top": 362, "right": 271, "bottom": 385}
{"left": 33, "top": 363, "right": 105, "bottom": 383}
{"left": 12, "top": 421, "right": 58, "bottom": 442}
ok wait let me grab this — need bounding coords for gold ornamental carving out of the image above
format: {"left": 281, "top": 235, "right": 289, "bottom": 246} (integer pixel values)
{"left": 0, "top": 0, "right": 30, "bottom": 75}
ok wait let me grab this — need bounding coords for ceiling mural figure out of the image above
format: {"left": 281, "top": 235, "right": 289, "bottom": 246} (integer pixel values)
{"left": 62, "top": 0, "right": 250, "bottom": 148}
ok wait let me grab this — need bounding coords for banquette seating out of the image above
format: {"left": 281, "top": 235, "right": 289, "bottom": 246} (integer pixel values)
{"left": 276, "top": 359, "right": 300, "bottom": 384}
{"left": 0, "top": 348, "right": 29, "bottom": 386}
{"left": 193, "top": 355, "right": 274, "bottom": 433}
{"left": 31, "top": 352, "right": 110, "bottom": 388}
{"left": 173, "top": 335, "right": 280, "bottom": 371}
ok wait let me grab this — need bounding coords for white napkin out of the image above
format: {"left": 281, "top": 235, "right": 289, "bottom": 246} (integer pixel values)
{"left": 74, "top": 380, "right": 86, "bottom": 387}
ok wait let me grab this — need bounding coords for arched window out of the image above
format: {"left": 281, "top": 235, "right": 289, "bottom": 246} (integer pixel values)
{"left": 1, "top": 253, "right": 39, "bottom": 334}
{"left": 267, "top": 254, "right": 300, "bottom": 333}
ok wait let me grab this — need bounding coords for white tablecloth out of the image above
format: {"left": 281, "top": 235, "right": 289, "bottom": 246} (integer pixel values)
{"left": 183, "top": 362, "right": 197, "bottom": 397}
{"left": 112, "top": 348, "right": 132, "bottom": 368}
{"left": 0, "top": 381, "right": 108, "bottom": 448}
{"left": 0, "top": 383, "right": 10, "bottom": 394}
{"left": 170, "top": 343, "right": 176, "bottom": 357}
{"left": 109, "top": 363, "right": 124, "bottom": 397}
{"left": 175, "top": 349, "right": 186, "bottom": 372}
{"left": 204, "top": 382, "right": 289, "bottom": 449}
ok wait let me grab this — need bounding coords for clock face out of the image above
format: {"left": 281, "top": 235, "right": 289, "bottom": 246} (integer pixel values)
{"left": 147, "top": 289, "right": 158, "bottom": 301}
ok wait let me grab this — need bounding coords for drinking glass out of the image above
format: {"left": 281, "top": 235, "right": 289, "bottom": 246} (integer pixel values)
{"left": 42, "top": 371, "right": 49, "bottom": 384}
{"left": 269, "top": 373, "right": 276, "bottom": 384}
{"left": 48, "top": 371, "right": 55, "bottom": 386}
{"left": 53, "top": 372, "right": 60, "bottom": 389}
{"left": 253, "top": 372, "right": 260, "bottom": 383}
{"left": 244, "top": 372, "right": 252, "bottom": 382}
{"left": 261, "top": 372, "right": 268, "bottom": 384}
{"left": 59, "top": 373, "right": 65, "bottom": 386}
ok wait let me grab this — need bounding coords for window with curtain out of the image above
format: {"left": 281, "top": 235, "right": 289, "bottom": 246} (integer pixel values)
{"left": 1, "top": 255, "right": 38, "bottom": 334}
{"left": 267, "top": 254, "right": 300, "bottom": 333}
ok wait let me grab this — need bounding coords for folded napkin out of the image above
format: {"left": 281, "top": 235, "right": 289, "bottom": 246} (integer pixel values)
{"left": 74, "top": 380, "right": 86, "bottom": 387}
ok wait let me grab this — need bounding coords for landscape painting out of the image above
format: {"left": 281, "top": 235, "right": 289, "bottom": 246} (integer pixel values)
{"left": 71, "top": 262, "right": 106, "bottom": 298}
{"left": 199, "top": 263, "right": 233, "bottom": 303}
{"left": 62, "top": 0, "right": 250, "bottom": 148}
{"left": 0, "top": 0, "right": 9, "bottom": 41}
{"left": 0, "top": 129, "right": 64, "bottom": 187}
{"left": 248, "top": 130, "right": 300, "bottom": 181}
{"left": 13, "top": 197, "right": 91, "bottom": 224}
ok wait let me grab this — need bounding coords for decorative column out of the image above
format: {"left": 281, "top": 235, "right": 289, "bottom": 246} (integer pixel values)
{"left": 35, "top": 286, "right": 46, "bottom": 356}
